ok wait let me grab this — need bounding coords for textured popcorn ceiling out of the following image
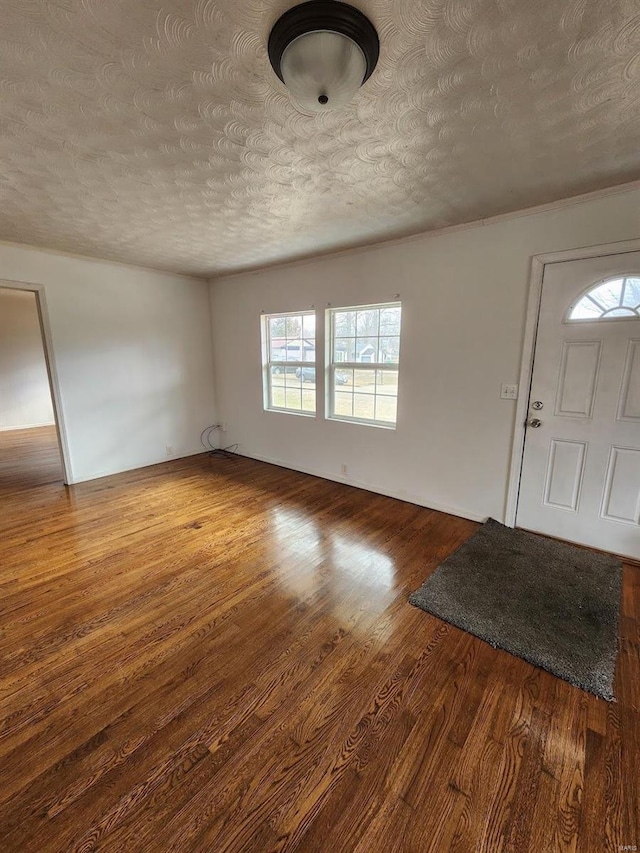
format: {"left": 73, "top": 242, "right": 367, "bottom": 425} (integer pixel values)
{"left": 1, "top": 0, "right": 640, "bottom": 277}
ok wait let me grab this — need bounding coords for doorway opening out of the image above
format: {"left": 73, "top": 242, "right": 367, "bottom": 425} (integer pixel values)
{"left": 0, "top": 282, "right": 71, "bottom": 493}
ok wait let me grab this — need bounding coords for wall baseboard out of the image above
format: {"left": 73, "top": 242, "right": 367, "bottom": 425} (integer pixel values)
{"left": 0, "top": 421, "right": 56, "bottom": 432}
{"left": 232, "top": 449, "right": 487, "bottom": 524}
{"left": 67, "top": 442, "right": 488, "bottom": 523}
{"left": 67, "top": 447, "right": 207, "bottom": 485}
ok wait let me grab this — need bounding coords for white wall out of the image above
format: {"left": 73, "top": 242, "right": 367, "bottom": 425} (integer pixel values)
{"left": 0, "top": 289, "right": 55, "bottom": 431}
{"left": 1, "top": 244, "right": 217, "bottom": 483}
{"left": 210, "top": 187, "right": 640, "bottom": 523}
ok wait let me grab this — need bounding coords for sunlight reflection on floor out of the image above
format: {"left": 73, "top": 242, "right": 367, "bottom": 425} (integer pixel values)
{"left": 268, "top": 505, "right": 397, "bottom": 623}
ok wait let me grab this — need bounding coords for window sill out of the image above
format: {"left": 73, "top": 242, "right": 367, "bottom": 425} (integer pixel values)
{"left": 264, "top": 407, "right": 317, "bottom": 419}
{"left": 327, "top": 415, "right": 396, "bottom": 430}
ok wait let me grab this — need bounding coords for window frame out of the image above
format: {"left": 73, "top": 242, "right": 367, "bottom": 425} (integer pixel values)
{"left": 262, "top": 310, "right": 317, "bottom": 417}
{"left": 327, "top": 301, "right": 401, "bottom": 429}
{"left": 566, "top": 274, "right": 640, "bottom": 323}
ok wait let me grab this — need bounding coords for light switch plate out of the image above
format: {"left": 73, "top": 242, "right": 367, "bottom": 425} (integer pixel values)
{"left": 501, "top": 384, "right": 519, "bottom": 400}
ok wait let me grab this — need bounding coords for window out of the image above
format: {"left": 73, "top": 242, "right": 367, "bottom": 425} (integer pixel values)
{"left": 328, "top": 302, "right": 401, "bottom": 427}
{"left": 568, "top": 276, "right": 640, "bottom": 321}
{"left": 262, "top": 311, "right": 316, "bottom": 415}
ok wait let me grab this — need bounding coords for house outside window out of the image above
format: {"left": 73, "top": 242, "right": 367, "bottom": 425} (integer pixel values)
{"left": 262, "top": 311, "right": 316, "bottom": 415}
{"left": 327, "top": 302, "right": 401, "bottom": 427}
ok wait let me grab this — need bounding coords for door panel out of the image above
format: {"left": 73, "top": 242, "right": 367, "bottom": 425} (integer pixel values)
{"left": 554, "top": 341, "right": 601, "bottom": 417}
{"left": 543, "top": 439, "right": 586, "bottom": 512}
{"left": 601, "top": 447, "right": 640, "bottom": 524}
{"left": 517, "top": 253, "right": 640, "bottom": 559}
{"left": 618, "top": 339, "right": 640, "bottom": 421}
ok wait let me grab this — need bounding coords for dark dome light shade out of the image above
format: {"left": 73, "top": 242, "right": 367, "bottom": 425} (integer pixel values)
{"left": 268, "top": 1, "right": 380, "bottom": 112}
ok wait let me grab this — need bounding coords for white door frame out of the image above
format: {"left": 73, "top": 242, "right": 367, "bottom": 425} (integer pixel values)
{"left": 0, "top": 278, "right": 73, "bottom": 485}
{"left": 505, "top": 237, "right": 640, "bottom": 528}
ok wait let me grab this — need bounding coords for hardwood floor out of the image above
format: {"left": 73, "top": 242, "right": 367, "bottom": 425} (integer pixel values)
{"left": 0, "top": 427, "right": 638, "bottom": 852}
{"left": 0, "top": 425, "right": 63, "bottom": 493}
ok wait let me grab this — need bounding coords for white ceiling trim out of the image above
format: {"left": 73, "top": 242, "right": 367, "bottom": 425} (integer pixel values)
{"left": 210, "top": 177, "right": 640, "bottom": 281}
{"left": 3, "top": 176, "right": 640, "bottom": 282}
{"left": 0, "top": 237, "right": 203, "bottom": 281}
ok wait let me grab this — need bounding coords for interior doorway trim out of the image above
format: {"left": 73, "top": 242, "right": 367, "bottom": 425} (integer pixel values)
{"left": 0, "top": 278, "right": 73, "bottom": 485}
{"left": 505, "top": 237, "right": 640, "bottom": 528}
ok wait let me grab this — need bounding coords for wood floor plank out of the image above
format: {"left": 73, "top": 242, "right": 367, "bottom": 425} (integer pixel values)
{"left": 0, "top": 426, "right": 638, "bottom": 853}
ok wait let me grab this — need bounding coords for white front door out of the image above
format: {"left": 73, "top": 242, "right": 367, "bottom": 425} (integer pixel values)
{"left": 517, "top": 252, "right": 640, "bottom": 560}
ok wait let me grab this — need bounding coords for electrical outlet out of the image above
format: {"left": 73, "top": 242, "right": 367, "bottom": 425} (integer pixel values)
{"left": 501, "top": 384, "right": 519, "bottom": 400}
{"left": 341, "top": 463, "right": 348, "bottom": 476}
{"left": 165, "top": 445, "right": 173, "bottom": 456}
{"left": 220, "top": 422, "right": 227, "bottom": 432}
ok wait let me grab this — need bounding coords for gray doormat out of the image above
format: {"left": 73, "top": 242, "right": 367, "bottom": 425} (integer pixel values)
{"left": 409, "top": 519, "right": 622, "bottom": 700}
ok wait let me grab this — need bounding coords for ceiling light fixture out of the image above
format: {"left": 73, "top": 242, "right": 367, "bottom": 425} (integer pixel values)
{"left": 268, "top": 1, "right": 379, "bottom": 112}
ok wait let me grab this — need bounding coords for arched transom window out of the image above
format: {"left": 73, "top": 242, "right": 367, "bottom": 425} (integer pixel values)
{"left": 568, "top": 276, "right": 640, "bottom": 321}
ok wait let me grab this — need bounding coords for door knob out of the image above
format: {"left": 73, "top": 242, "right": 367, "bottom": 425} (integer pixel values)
{"left": 527, "top": 418, "right": 542, "bottom": 428}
